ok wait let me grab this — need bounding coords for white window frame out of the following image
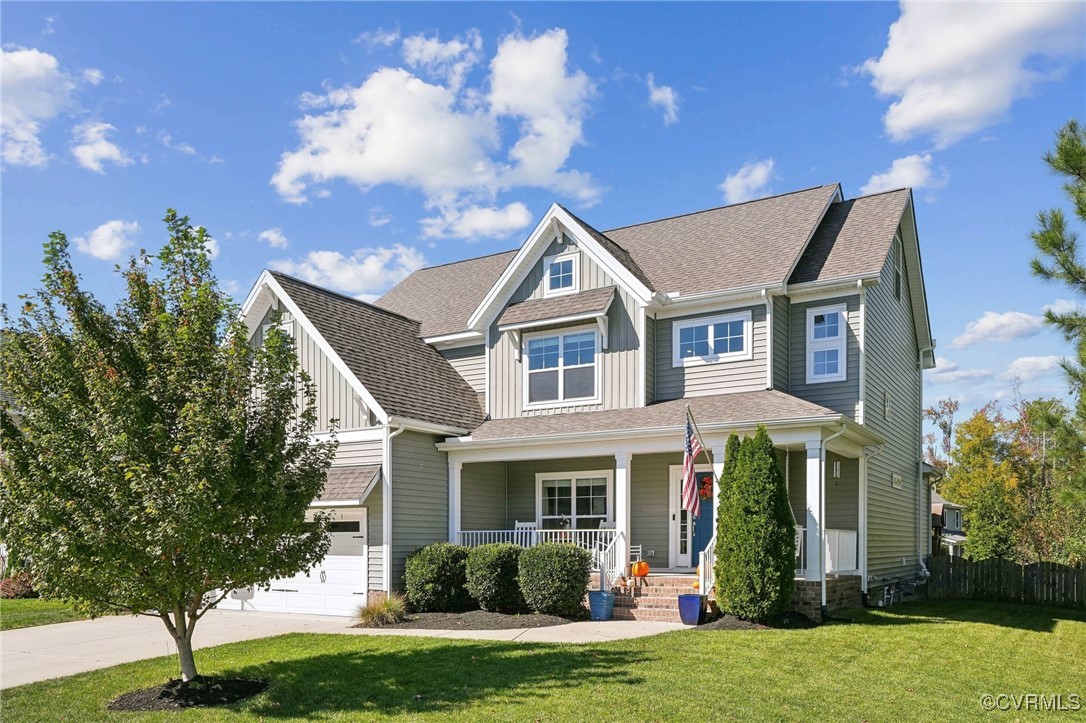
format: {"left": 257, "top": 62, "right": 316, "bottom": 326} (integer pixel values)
{"left": 806, "top": 303, "right": 847, "bottom": 384}
{"left": 522, "top": 325, "right": 601, "bottom": 410}
{"left": 542, "top": 252, "right": 579, "bottom": 298}
{"left": 671, "top": 310, "right": 753, "bottom": 368}
{"left": 261, "top": 320, "right": 293, "bottom": 340}
{"left": 535, "top": 470, "right": 614, "bottom": 529}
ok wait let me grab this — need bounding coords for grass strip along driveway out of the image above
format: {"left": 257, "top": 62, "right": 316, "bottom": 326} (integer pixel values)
{"left": 4, "top": 600, "right": 1084, "bottom": 721}
{"left": 0, "top": 599, "right": 89, "bottom": 631}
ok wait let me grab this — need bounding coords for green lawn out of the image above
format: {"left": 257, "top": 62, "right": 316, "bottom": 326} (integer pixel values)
{"left": 4, "top": 600, "right": 1084, "bottom": 721}
{"left": 0, "top": 598, "right": 88, "bottom": 630}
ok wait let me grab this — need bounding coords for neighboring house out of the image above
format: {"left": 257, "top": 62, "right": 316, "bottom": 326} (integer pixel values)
{"left": 221, "top": 183, "right": 935, "bottom": 618}
{"left": 931, "top": 489, "right": 967, "bottom": 557}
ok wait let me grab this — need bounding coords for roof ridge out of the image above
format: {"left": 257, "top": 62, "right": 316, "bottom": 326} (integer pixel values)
{"left": 845, "top": 187, "right": 912, "bottom": 202}
{"left": 410, "top": 248, "right": 518, "bottom": 272}
{"left": 269, "top": 270, "right": 420, "bottom": 325}
{"left": 603, "top": 184, "right": 839, "bottom": 233}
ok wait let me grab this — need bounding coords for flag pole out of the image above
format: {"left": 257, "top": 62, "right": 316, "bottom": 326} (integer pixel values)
{"left": 686, "top": 404, "right": 715, "bottom": 478}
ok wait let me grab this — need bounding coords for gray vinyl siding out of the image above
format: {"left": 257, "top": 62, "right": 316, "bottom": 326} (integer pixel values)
{"left": 488, "top": 236, "right": 641, "bottom": 418}
{"left": 862, "top": 236, "right": 924, "bottom": 583}
{"left": 334, "top": 439, "right": 384, "bottom": 466}
{"left": 440, "top": 345, "right": 486, "bottom": 394}
{"left": 786, "top": 451, "right": 859, "bottom": 531}
{"left": 504, "top": 457, "right": 615, "bottom": 528}
{"left": 655, "top": 304, "right": 767, "bottom": 401}
{"left": 788, "top": 295, "right": 861, "bottom": 417}
{"left": 645, "top": 315, "right": 657, "bottom": 404}
{"left": 390, "top": 431, "right": 449, "bottom": 591}
{"left": 364, "top": 483, "right": 384, "bottom": 591}
{"left": 255, "top": 306, "right": 373, "bottom": 433}
{"left": 631, "top": 453, "right": 680, "bottom": 566}
{"left": 461, "top": 461, "right": 507, "bottom": 530}
{"left": 772, "top": 295, "right": 790, "bottom": 392}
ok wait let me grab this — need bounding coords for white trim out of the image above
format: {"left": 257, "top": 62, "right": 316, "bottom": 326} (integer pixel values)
{"left": 521, "top": 324, "right": 602, "bottom": 410}
{"left": 484, "top": 326, "right": 492, "bottom": 417}
{"left": 668, "top": 464, "right": 712, "bottom": 568}
{"left": 671, "top": 310, "right": 753, "bottom": 368}
{"left": 387, "top": 416, "right": 470, "bottom": 436}
{"left": 448, "top": 459, "right": 462, "bottom": 543}
{"left": 534, "top": 469, "right": 615, "bottom": 528}
{"left": 382, "top": 423, "right": 405, "bottom": 592}
{"left": 310, "top": 499, "right": 365, "bottom": 508}
{"left": 764, "top": 289, "right": 774, "bottom": 390}
{"left": 498, "top": 310, "right": 609, "bottom": 334}
{"left": 311, "top": 428, "right": 384, "bottom": 444}
{"left": 541, "top": 251, "right": 580, "bottom": 298}
{"left": 654, "top": 286, "right": 769, "bottom": 317}
{"left": 423, "top": 330, "right": 485, "bottom": 348}
{"left": 806, "top": 303, "right": 847, "bottom": 384}
{"left": 858, "top": 455, "right": 868, "bottom": 593}
{"left": 857, "top": 281, "right": 866, "bottom": 424}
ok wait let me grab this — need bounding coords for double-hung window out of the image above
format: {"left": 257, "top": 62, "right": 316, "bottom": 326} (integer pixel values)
{"left": 671, "top": 310, "right": 753, "bottom": 367}
{"left": 525, "top": 329, "right": 598, "bottom": 406}
{"left": 543, "top": 252, "right": 578, "bottom": 297}
{"left": 806, "top": 304, "right": 847, "bottom": 383}
{"left": 537, "top": 471, "right": 613, "bottom": 529}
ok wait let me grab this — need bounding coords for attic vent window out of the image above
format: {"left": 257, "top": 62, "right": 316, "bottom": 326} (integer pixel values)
{"left": 543, "top": 253, "right": 578, "bottom": 297}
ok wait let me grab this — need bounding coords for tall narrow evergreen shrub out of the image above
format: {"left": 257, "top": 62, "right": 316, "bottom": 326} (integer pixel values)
{"left": 714, "top": 425, "right": 795, "bottom": 621}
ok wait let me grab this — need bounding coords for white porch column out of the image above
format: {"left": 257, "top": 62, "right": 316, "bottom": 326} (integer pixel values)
{"left": 614, "top": 451, "right": 632, "bottom": 573}
{"left": 805, "top": 439, "right": 823, "bottom": 580}
{"left": 448, "top": 459, "right": 462, "bottom": 544}
{"left": 710, "top": 440, "right": 726, "bottom": 516}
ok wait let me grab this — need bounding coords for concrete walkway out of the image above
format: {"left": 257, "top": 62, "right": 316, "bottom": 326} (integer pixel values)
{"left": 0, "top": 609, "right": 346, "bottom": 689}
{"left": 336, "top": 620, "right": 686, "bottom": 643}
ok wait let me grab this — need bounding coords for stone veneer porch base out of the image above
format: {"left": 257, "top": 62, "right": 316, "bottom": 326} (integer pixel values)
{"left": 791, "top": 575, "right": 862, "bottom": 620}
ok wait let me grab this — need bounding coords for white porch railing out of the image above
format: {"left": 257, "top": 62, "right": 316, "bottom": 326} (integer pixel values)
{"left": 698, "top": 533, "right": 716, "bottom": 595}
{"left": 458, "top": 529, "right": 618, "bottom": 569}
{"left": 796, "top": 526, "right": 858, "bottom": 575}
{"left": 595, "top": 531, "right": 626, "bottom": 591}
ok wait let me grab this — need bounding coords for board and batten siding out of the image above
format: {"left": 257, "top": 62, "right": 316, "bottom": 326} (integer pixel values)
{"left": 654, "top": 304, "right": 768, "bottom": 401}
{"left": 440, "top": 345, "right": 486, "bottom": 394}
{"left": 488, "top": 236, "right": 641, "bottom": 418}
{"left": 862, "top": 236, "right": 924, "bottom": 583}
{"left": 254, "top": 306, "right": 372, "bottom": 433}
{"left": 772, "top": 295, "right": 790, "bottom": 392}
{"left": 389, "top": 431, "right": 449, "bottom": 590}
{"left": 461, "top": 461, "right": 507, "bottom": 530}
{"left": 788, "top": 295, "right": 861, "bottom": 417}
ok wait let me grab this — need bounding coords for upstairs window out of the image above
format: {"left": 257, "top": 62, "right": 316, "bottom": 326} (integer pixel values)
{"left": 525, "top": 328, "right": 598, "bottom": 406}
{"left": 543, "top": 252, "right": 578, "bottom": 297}
{"left": 671, "top": 311, "right": 753, "bottom": 367}
{"left": 806, "top": 304, "right": 847, "bottom": 384}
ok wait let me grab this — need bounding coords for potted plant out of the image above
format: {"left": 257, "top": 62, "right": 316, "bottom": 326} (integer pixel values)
{"left": 677, "top": 580, "right": 706, "bottom": 625}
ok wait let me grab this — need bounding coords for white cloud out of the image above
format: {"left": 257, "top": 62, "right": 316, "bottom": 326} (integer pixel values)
{"left": 421, "top": 201, "right": 533, "bottom": 241}
{"left": 73, "top": 220, "right": 139, "bottom": 260}
{"left": 269, "top": 244, "right": 426, "bottom": 301}
{"left": 203, "top": 237, "right": 220, "bottom": 260}
{"left": 70, "top": 121, "right": 133, "bottom": 173}
{"left": 353, "top": 27, "right": 401, "bottom": 49}
{"left": 158, "top": 131, "right": 198, "bottom": 156}
{"left": 860, "top": 153, "right": 949, "bottom": 196}
{"left": 1, "top": 47, "right": 76, "bottom": 167}
{"left": 646, "top": 73, "right": 679, "bottom": 125}
{"left": 402, "top": 29, "right": 483, "bottom": 93}
{"left": 220, "top": 279, "right": 241, "bottom": 296}
{"left": 1005, "top": 355, "right": 1063, "bottom": 381}
{"left": 861, "top": 2, "right": 1085, "bottom": 147}
{"left": 273, "top": 28, "right": 599, "bottom": 239}
{"left": 950, "top": 310, "right": 1044, "bottom": 348}
{"left": 719, "top": 159, "right": 775, "bottom": 204}
{"left": 258, "top": 228, "right": 289, "bottom": 249}
{"left": 1043, "top": 299, "right": 1084, "bottom": 316}
{"left": 152, "top": 95, "right": 172, "bottom": 113}
{"left": 926, "top": 357, "right": 991, "bottom": 385}
{"left": 368, "top": 206, "right": 392, "bottom": 228}
{"left": 82, "top": 68, "right": 104, "bottom": 85}
{"left": 42, "top": 15, "right": 57, "bottom": 35}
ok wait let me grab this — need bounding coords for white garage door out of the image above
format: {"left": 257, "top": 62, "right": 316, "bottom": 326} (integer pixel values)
{"left": 222, "top": 508, "right": 368, "bottom": 616}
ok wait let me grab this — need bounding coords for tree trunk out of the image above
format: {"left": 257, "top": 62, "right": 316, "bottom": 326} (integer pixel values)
{"left": 175, "top": 633, "right": 198, "bottom": 682}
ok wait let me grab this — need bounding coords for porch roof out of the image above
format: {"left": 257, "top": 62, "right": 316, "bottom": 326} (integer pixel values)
{"left": 461, "top": 390, "right": 864, "bottom": 444}
{"left": 317, "top": 464, "right": 381, "bottom": 504}
{"left": 497, "top": 286, "right": 616, "bottom": 330}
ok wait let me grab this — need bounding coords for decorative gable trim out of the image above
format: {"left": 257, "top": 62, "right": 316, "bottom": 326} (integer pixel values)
{"left": 899, "top": 193, "right": 936, "bottom": 369}
{"left": 466, "top": 204, "right": 654, "bottom": 333}
{"left": 240, "top": 270, "right": 389, "bottom": 424}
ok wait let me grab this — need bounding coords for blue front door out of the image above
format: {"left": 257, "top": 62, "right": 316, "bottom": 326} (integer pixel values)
{"left": 690, "top": 471, "right": 715, "bottom": 564}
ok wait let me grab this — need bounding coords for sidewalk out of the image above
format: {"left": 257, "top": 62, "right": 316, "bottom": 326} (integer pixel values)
{"left": 336, "top": 619, "right": 685, "bottom": 643}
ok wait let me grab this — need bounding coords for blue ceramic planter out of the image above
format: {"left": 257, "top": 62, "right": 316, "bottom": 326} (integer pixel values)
{"left": 588, "top": 590, "right": 615, "bottom": 621}
{"left": 677, "top": 593, "right": 706, "bottom": 625}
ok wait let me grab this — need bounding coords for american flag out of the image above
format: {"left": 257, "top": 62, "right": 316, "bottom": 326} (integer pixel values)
{"left": 682, "top": 412, "right": 704, "bottom": 518}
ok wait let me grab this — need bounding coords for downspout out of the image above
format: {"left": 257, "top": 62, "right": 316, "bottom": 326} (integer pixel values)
{"left": 820, "top": 423, "right": 847, "bottom": 618}
{"left": 382, "top": 421, "right": 406, "bottom": 593}
{"left": 860, "top": 443, "right": 886, "bottom": 605}
{"left": 763, "top": 289, "right": 773, "bottom": 390}
{"left": 917, "top": 345, "right": 934, "bottom": 580}
{"left": 857, "top": 280, "right": 866, "bottom": 424}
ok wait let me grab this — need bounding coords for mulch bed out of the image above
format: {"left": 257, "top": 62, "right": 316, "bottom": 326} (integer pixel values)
{"left": 107, "top": 676, "right": 268, "bottom": 712}
{"left": 360, "top": 609, "right": 578, "bottom": 630}
{"left": 696, "top": 611, "right": 820, "bottom": 631}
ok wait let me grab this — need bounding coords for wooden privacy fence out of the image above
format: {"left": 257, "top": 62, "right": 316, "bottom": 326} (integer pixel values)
{"left": 926, "top": 556, "right": 1085, "bottom": 609}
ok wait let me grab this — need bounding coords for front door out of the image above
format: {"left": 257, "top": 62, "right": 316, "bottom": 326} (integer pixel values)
{"left": 669, "top": 466, "right": 714, "bottom": 569}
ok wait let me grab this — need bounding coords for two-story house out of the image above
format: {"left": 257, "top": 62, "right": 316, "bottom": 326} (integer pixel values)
{"left": 222, "top": 183, "right": 935, "bottom": 620}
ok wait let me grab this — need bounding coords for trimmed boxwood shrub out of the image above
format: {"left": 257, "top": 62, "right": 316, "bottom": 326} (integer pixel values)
{"left": 404, "top": 542, "right": 473, "bottom": 612}
{"left": 465, "top": 543, "right": 524, "bottom": 612}
{"left": 518, "top": 542, "right": 590, "bottom": 616}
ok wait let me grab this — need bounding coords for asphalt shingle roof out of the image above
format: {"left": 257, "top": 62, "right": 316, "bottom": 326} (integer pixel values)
{"left": 375, "top": 251, "right": 517, "bottom": 338}
{"left": 469, "top": 390, "right": 839, "bottom": 442}
{"left": 789, "top": 189, "right": 910, "bottom": 285}
{"left": 272, "top": 272, "right": 485, "bottom": 431}
{"left": 319, "top": 464, "right": 381, "bottom": 503}
{"left": 498, "top": 286, "right": 616, "bottom": 328}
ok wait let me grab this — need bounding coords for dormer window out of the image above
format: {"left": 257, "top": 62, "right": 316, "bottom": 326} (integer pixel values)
{"left": 671, "top": 311, "right": 753, "bottom": 367}
{"left": 806, "top": 304, "right": 847, "bottom": 384}
{"left": 543, "top": 252, "right": 578, "bottom": 297}
{"left": 524, "top": 327, "right": 598, "bottom": 407}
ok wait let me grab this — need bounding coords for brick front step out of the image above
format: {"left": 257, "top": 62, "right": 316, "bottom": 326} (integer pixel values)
{"left": 593, "top": 575, "right": 699, "bottom": 623}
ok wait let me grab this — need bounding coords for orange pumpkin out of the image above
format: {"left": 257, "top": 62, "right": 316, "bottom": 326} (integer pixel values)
{"left": 692, "top": 580, "right": 700, "bottom": 590}
{"left": 631, "top": 559, "right": 650, "bottom": 578}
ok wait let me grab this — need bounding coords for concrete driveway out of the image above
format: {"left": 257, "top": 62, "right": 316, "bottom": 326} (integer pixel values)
{"left": 0, "top": 609, "right": 348, "bottom": 689}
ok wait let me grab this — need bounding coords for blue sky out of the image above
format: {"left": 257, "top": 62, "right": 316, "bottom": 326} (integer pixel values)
{"left": 3, "top": 2, "right": 1085, "bottom": 420}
